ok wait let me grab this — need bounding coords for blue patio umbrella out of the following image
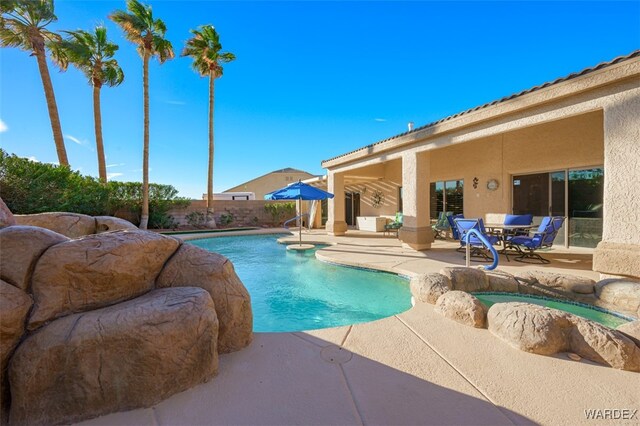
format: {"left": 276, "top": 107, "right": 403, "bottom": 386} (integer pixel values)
{"left": 265, "top": 181, "right": 334, "bottom": 246}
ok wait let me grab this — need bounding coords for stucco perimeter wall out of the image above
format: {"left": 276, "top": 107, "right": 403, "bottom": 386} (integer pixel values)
{"left": 426, "top": 111, "right": 604, "bottom": 218}
{"left": 167, "top": 200, "right": 297, "bottom": 227}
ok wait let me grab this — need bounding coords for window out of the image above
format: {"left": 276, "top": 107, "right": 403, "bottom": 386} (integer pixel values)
{"left": 430, "top": 180, "right": 464, "bottom": 219}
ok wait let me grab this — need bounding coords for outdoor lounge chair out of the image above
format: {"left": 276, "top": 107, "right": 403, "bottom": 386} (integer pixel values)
{"left": 447, "top": 213, "right": 464, "bottom": 251}
{"left": 384, "top": 212, "right": 403, "bottom": 236}
{"left": 432, "top": 211, "right": 452, "bottom": 239}
{"left": 454, "top": 218, "right": 500, "bottom": 262}
{"left": 506, "top": 216, "right": 565, "bottom": 264}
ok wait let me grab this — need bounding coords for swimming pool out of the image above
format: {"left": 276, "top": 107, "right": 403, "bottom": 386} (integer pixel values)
{"left": 189, "top": 235, "right": 412, "bottom": 332}
{"left": 474, "top": 292, "right": 631, "bottom": 328}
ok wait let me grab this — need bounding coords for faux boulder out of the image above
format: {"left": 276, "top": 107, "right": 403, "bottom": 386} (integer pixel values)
{"left": 570, "top": 318, "right": 640, "bottom": 371}
{"left": 515, "top": 270, "right": 595, "bottom": 295}
{"left": 595, "top": 278, "right": 640, "bottom": 317}
{"left": 95, "top": 216, "right": 138, "bottom": 233}
{"left": 9, "top": 288, "right": 219, "bottom": 426}
{"left": 617, "top": 321, "right": 640, "bottom": 347}
{"left": 0, "top": 198, "right": 16, "bottom": 228}
{"left": 0, "top": 225, "right": 68, "bottom": 291}
{"left": 0, "top": 280, "right": 32, "bottom": 411}
{"left": 410, "top": 273, "right": 450, "bottom": 304}
{"left": 28, "top": 230, "right": 181, "bottom": 330}
{"left": 15, "top": 212, "right": 97, "bottom": 238}
{"left": 487, "top": 302, "right": 640, "bottom": 371}
{"left": 439, "top": 267, "right": 489, "bottom": 292}
{"left": 488, "top": 302, "right": 573, "bottom": 355}
{"left": 156, "top": 243, "right": 253, "bottom": 353}
{"left": 435, "top": 291, "right": 486, "bottom": 328}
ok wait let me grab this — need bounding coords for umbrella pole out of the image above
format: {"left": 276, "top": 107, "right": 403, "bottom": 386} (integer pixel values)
{"left": 299, "top": 197, "right": 302, "bottom": 246}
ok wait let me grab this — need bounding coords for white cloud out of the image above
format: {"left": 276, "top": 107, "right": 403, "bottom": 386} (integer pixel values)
{"left": 106, "top": 163, "right": 125, "bottom": 168}
{"left": 374, "top": 118, "right": 387, "bottom": 122}
{"left": 27, "top": 156, "right": 39, "bottom": 162}
{"left": 107, "top": 172, "right": 124, "bottom": 179}
{"left": 65, "top": 134, "right": 84, "bottom": 145}
{"left": 0, "top": 119, "right": 7, "bottom": 132}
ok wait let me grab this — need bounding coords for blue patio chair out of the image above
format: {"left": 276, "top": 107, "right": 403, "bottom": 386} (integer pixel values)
{"left": 447, "top": 213, "right": 464, "bottom": 251}
{"left": 454, "top": 218, "right": 500, "bottom": 262}
{"left": 507, "top": 216, "right": 565, "bottom": 264}
{"left": 500, "top": 214, "right": 534, "bottom": 255}
{"left": 432, "top": 211, "right": 452, "bottom": 240}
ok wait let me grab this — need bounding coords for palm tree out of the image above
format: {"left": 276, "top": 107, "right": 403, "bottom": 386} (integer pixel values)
{"left": 109, "top": 0, "right": 173, "bottom": 229}
{"left": 0, "top": 0, "right": 69, "bottom": 166}
{"left": 182, "top": 25, "right": 235, "bottom": 218}
{"left": 51, "top": 26, "right": 124, "bottom": 183}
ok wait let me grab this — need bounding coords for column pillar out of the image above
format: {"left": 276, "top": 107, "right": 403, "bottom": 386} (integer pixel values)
{"left": 326, "top": 171, "right": 347, "bottom": 236}
{"left": 593, "top": 92, "right": 640, "bottom": 279}
{"left": 399, "top": 151, "right": 433, "bottom": 250}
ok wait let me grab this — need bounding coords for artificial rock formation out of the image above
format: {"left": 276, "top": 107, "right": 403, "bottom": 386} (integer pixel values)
{"left": 595, "top": 278, "right": 640, "bottom": 318}
{"left": 0, "top": 198, "right": 16, "bottom": 228}
{"left": 0, "top": 203, "right": 253, "bottom": 425}
{"left": 487, "top": 302, "right": 640, "bottom": 371}
{"left": 410, "top": 272, "right": 451, "bottom": 304}
{"left": 0, "top": 225, "right": 69, "bottom": 291}
{"left": 156, "top": 243, "right": 253, "bottom": 353}
{"left": 434, "top": 291, "right": 486, "bottom": 328}
{"left": 439, "top": 267, "right": 490, "bottom": 292}
{"left": 15, "top": 212, "right": 97, "bottom": 238}
{"left": 28, "top": 230, "right": 181, "bottom": 330}
{"left": 516, "top": 270, "right": 596, "bottom": 295}
{"left": 9, "top": 288, "right": 219, "bottom": 426}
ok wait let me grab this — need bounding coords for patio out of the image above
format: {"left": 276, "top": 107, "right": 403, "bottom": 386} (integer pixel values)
{"left": 77, "top": 229, "right": 639, "bottom": 426}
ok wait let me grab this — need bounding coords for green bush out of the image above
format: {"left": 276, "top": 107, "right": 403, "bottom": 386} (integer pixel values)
{"left": 0, "top": 149, "right": 189, "bottom": 228}
{"left": 264, "top": 202, "right": 296, "bottom": 225}
{"left": 218, "top": 211, "right": 234, "bottom": 226}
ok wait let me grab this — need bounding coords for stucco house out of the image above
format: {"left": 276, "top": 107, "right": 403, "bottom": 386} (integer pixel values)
{"left": 316, "top": 51, "right": 639, "bottom": 280}
{"left": 223, "top": 167, "right": 317, "bottom": 200}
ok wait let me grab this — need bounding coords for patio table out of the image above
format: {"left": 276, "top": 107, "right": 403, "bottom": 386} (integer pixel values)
{"left": 483, "top": 223, "right": 536, "bottom": 259}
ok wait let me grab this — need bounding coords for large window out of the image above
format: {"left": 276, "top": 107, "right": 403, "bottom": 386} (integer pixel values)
{"left": 430, "top": 180, "right": 464, "bottom": 219}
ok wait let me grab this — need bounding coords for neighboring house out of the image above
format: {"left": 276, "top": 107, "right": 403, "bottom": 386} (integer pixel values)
{"left": 318, "top": 50, "right": 640, "bottom": 280}
{"left": 223, "top": 168, "right": 317, "bottom": 200}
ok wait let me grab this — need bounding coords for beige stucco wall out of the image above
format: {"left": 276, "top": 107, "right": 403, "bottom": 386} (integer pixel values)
{"left": 425, "top": 111, "right": 604, "bottom": 218}
{"left": 224, "top": 171, "right": 315, "bottom": 200}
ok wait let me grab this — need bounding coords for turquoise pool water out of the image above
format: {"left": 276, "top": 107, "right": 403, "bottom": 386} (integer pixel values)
{"left": 474, "top": 293, "right": 630, "bottom": 329}
{"left": 189, "top": 235, "right": 412, "bottom": 332}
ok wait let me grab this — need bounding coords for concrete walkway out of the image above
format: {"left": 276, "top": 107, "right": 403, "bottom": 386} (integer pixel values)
{"left": 79, "top": 229, "right": 639, "bottom": 426}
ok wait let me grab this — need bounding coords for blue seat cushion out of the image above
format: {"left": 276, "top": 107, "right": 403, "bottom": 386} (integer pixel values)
{"left": 461, "top": 235, "right": 500, "bottom": 246}
{"left": 509, "top": 236, "right": 538, "bottom": 248}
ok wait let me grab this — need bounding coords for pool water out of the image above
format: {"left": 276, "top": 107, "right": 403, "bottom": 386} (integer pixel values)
{"left": 189, "top": 235, "right": 412, "bottom": 332}
{"left": 474, "top": 293, "right": 630, "bottom": 329}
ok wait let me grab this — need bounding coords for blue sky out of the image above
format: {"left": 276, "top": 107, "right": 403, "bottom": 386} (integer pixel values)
{"left": 1, "top": 1, "right": 638, "bottom": 198}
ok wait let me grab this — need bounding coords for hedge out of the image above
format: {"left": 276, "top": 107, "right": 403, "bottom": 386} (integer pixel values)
{"left": 0, "top": 149, "right": 189, "bottom": 228}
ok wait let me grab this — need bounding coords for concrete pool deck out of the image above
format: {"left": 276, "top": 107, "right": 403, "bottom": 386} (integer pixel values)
{"left": 79, "top": 229, "right": 639, "bottom": 426}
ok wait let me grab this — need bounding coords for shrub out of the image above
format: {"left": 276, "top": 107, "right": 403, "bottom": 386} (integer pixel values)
{"left": 264, "top": 202, "right": 296, "bottom": 225}
{"left": 0, "top": 149, "right": 189, "bottom": 228}
{"left": 218, "top": 211, "right": 234, "bottom": 226}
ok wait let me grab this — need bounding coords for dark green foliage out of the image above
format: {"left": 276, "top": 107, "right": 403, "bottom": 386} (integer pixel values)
{"left": 0, "top": 149, "right": 188, "bottom": 228}
{"left": 264, "top": 202, "right": 296, "bottom": 225}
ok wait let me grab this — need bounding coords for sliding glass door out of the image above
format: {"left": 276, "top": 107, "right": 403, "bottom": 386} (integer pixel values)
{"left": 512, "top": 167, "right": 603, "bottom": 248}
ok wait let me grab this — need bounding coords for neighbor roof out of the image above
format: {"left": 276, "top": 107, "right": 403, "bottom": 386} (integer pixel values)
{"left": 322, "top": 50, "right": 640, "bottom": 165}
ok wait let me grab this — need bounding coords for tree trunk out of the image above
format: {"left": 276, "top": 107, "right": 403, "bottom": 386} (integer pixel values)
{"left": 207, "top": 73, "right": 215, "bottom": 209}
{"left": 139, "top": 52, "right": 150, "bottom": 230}
{"left": 93, "top": 84, "right": 107, "bottom": 183}
{"left": 34, "top": 45, "right": 69, "bottom": 167}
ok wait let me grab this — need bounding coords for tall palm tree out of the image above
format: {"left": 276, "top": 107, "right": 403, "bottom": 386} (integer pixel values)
{"left": 109, "top": 0, "right": 173, "bottom": 229}
{"left": 0, "top": 0, "right": 69, "bottom": 166}
{"left": 51, "top": 26, "right": 124, "bottom": 183}
{"left": 182, "top": 25, "right": 235, "bottom": 217}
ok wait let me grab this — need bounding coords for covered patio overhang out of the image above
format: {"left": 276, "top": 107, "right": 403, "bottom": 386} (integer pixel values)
{"left": 320, "top": 54, "right": 640, "bottom": 279}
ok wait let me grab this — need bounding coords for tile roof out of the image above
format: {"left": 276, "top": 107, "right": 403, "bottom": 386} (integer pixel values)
{"left": 322, "top": 50, "right": 640, "bottom": 165}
